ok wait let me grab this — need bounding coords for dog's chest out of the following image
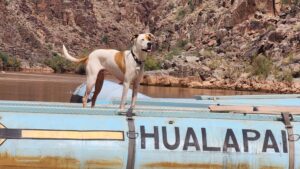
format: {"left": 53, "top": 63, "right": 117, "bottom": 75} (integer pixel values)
{"left": 127, "top": 64, "right": 144, "bottom": 80}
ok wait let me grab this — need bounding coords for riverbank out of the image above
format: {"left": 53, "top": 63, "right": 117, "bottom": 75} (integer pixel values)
{"left": 141, "top": 73, "right": 300, "bottom": 94}
{"left": 2, "top": 70, "right": 298, "bottom": 94}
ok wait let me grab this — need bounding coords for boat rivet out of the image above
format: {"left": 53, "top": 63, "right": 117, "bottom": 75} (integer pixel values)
{"left": 168, "top": 120, "right": 174, "bottom": 124}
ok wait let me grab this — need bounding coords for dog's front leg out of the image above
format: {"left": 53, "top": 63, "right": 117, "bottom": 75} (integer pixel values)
{"left": 130, "top": 79, "right": 140, "bottom": 109}
{"left": 120, "top": 81, "right": 130, "bottom": 110}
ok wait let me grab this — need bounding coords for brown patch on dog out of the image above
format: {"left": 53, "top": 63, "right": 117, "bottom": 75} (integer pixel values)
{"left": 145, "top": 33, "right": 154, "bottom": 41}
{"left": 145, "top": 34, "right": 152, "bottom": 41}
{"left": 114, "top": 51, "right": 126, "bottom": 74}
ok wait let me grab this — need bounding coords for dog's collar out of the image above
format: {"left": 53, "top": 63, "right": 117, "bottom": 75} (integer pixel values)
{"left": 131, "top": 49, "right": 144, "bottom": 65}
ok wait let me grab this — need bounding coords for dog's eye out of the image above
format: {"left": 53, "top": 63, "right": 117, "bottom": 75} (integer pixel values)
{"left": 141, "top": 39, "right": 144, "bottom": 41}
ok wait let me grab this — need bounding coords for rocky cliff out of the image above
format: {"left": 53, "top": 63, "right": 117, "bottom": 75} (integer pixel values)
{"left": 0, "top": 0, "right": 153, "bottom": 64}
{"left": 0, "top": 0, "right": 300, "bottom": 91}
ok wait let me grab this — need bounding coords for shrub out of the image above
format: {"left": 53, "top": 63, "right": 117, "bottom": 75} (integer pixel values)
{"left": 0, "top": 51, "right": 21, "bottom": 69}
{"left": 282, "top": 52, "right": 294, "bottom": 64}
{"left": 208, "top": 58, "right": 222, "bottom": 70}
{"left": 0, "top": 51, "right": 8, "bottom": 67}
{"left": 144, "top": 57, "right": 161, "bottom": 71}
{"left": 275, "top": 68, "right": 293, "bottom": 83}
{"left": 281, "top": 0, "right": 290, "bottom": 4}
{"left": 281, "top": 70, "right": 293, "bottom": 83}
{"left": 294, "top": 23, "right": 300, "bottom": 31}
{"left": 44, "top": 52, "right": 74, "bottom": 73}
{"left": 251, "top": 54, "right": 272, "bottom": 78}
{"left": 101, "top": 35, "right": 109, "bottom": 44}
{"left": 188, "top": 0, "right": 196, "bottom": 12}
{"left": 158, "top": 42, "right": 170, "bottom": 52}
{"left": 165, "top": 48, "right": 181, "bottom": 60}
{"left": 176, "top": 8, "right": 186, "bottom": 20}
{"left": 176, "top": 39, "right": 188, "bottom": 49}
{"left": 5, "top": 0, "right": 11, "bottom": 6}
{"left": 223, "top": 65, "right": 241, "bottom": 80}
{"left": 7, "top": 57, "right": 21, "bottom": 68}
{"left": 168, "top": 2, "right": 175, "bottom": 10}
{"left": 200, "top": 48, "right": 215, "bottom": 58}
{"left": 281, "top": 0, "right": 299, "bottom": 5}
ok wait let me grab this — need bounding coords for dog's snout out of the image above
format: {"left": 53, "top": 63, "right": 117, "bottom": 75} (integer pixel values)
{"left": 147, "top": 42, "right": 152, "bottom": 47}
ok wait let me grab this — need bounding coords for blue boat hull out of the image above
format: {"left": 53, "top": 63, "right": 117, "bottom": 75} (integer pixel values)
{"left": 0, "top": 99, "right": 299, "bottom": 169}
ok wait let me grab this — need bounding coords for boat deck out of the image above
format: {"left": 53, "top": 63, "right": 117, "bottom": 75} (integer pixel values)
{"left": 0, "top": 94, "right": 300, "bottom": 122}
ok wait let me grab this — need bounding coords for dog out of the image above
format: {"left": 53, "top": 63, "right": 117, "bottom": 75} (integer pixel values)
{"left": 62, "top": 33, "right": 155, "bottom": 109}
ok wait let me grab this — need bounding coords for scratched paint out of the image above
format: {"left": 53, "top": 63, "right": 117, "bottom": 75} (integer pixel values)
{"left": 84, "top": 159, "right": 123, "bottom": 169}
{"left": 259, "top": 166, "right": 284, "bottom": 169}
{"left": 0, "top": 152, "right": 79, "bottom": 169}
{"left": 142, "top": 162, "right": 250, "bottom": 169}
{"left": 0, "top": 153, "right": 123, "bottom": 169}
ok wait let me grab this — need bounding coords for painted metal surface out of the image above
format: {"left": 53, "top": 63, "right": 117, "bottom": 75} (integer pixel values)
{"left": 134, "top": 116, "right": 297, "bottom": 169}
{"left": 0, "top": 99, "right": 299, "bottom": 168}
{"left": 196, "top": 94, "right": 300, "bottom": 100}
{"left": 0, "top": 106, "right": 128, "bottom": 169}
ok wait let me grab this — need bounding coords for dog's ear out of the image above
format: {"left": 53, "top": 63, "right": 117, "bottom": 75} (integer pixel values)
{"left": 131, "top": 34, "right": 139, "bottom": 41}
{"left": 148, "top": 33, "right": 156, "bottom": 41}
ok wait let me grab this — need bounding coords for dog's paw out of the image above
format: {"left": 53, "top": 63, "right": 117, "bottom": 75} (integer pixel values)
{"left": 118, "top": 107, "right": 125, "bottom": 112}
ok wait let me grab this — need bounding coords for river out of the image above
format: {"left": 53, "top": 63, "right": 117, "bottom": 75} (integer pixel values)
{"left": 0, "top": 72, "right": 264, "bottom": 102}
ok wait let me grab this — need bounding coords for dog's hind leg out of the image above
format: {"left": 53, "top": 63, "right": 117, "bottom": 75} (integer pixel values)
{"left": 83, "top": 68, "right": 100, "bottom": 108}
{"left": 91, "top": 69, "right": 105, "bottom": 108}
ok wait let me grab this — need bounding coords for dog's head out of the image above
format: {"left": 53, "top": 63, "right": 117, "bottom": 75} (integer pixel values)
{"left": 132, "top": 33, "right": 155, "bottom": 52}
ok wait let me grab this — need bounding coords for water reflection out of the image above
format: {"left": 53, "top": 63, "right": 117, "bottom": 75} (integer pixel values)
{"left": 0, "top": 72, "right": 84, "bottom": 102}
{"left": 0, "top": 72, "right": 264, "bottom": 102}
{"left": 139, "top": 85, "right": 263, "bottom": 98}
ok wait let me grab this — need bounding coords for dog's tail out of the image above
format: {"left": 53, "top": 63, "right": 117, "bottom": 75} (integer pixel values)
{"left": 62, "top": 45, "right": 88, "bottom": 64}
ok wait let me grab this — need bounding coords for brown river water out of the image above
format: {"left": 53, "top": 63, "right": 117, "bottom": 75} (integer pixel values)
{"left": 0, "top": 72, "right": 263, "bottom": 102}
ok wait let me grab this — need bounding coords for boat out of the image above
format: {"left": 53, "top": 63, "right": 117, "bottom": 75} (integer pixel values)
{"left": 0, "top": 81, "right": 299, "bottom": 169}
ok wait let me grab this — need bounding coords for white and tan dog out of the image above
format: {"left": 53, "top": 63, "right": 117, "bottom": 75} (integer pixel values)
{"left": 62, "top": 33, "right": 155, "bottom": 109}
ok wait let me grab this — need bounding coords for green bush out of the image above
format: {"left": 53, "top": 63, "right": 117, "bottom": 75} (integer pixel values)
{"left": 168, "top": 2, "right": 175, "bottom": 10}
{"left": 158, "top": 42, "right": 170, "bottom": 52}
{"left": 44, "top": 52, "right": 74, "bottom": 73}
{"left": 275, "top": 68, "right": 293, "bottom": 83}
{"left": 176, "top": 8, "right": 186, "bottom": 20}
{"left": 101, "top": 35, "right": 109, "bottom": 44}
{"left": 281, "top": 0, "right": 299, "bottom": 4}
{"left": 251, "top": 54, "right": 272, "bottom": 78}
{"left": 0, "top": 51, "right": 21, "bottom": 69}
{"left": 208, "top": 58, "right": 223, "bottom": 70}
{"left": 0, "top": 51, "right": 8, "bottom": 67}
{"left": 281, "top": 0, "right": 290, "bottom": 4}
{"left": 165, "top": 48, "right": 181, "bottom": 60}
{"left": 144, "top": 57, "right": 161, "bottom": 71}
{"left": 188, "top": 0, "right": 195, "bottom": 12}
{"left": 176, "top": 40, "right": 188, "bottom": 48}
{"left": 7, "top": 57, "right": 21, "bottom": 68}
{"left": 200, "top": 48, "right": 215, "bottom": 58}
{"left": 5, "top": 0, "right": 11, "bottom": 6}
